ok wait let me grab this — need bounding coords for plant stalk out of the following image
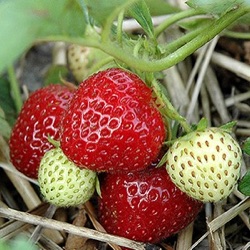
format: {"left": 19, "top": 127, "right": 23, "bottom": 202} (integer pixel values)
{"left": 41, "top": 5, "right": 249, "bottom": 73}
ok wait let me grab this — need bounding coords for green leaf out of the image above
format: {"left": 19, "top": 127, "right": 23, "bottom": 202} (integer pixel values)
{"left": 44, "top": 65, "right": 69, "bottom": 86}
{"left": 220, "top": 121, "right": 237, "bottom": 133}
{"left": 178, "top": 18, "right": 211, "bottom": 31}
{"left": 0, "top": 0, "right": 87, "bottom": 74}
{"left": 186, "top": 0, "right": 244, "bottom": 15}
{"left": 0, "top": 106, "right": 12, "bottom": 139}
{"left": 84, "top": 0, "right": 137, "bottom": 26}
{"left": 0, "top": 78, "right": 17, "bottom": 126}
{"left": 196, "top": 117, "right": 208, "bottom": 131}
{"left": 145, "top": 0, "right": 180, "bottom": 16}
{"left": 242, "top": 137, "right": 250, "bottom": 155}
{"left": 85, "top": 0, "right": 127, "bottom": 25}
{"left": 128, "top": 0, "right": 155, "bottom": 39}
{"left": 156, "top": 151, "right": 168, "bottom": 168}
{"left": 238, "top": 170, "right": 250, "bottom": 196}
{"left": 9, "top": 236, "right": 39, "bottom": 250}
{"left": 0, "top": 240, "right": 10, "bottom": 250}
{"left": 0, "top": 0, "right": 41, "bottom": 73}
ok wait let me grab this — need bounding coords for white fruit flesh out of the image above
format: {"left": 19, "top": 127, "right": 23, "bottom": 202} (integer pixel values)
{"left": 38, "top": 148, "right": 96, "bottom": 207}
{"left": 166, "top": 128, "right": 242, "bottom": 202}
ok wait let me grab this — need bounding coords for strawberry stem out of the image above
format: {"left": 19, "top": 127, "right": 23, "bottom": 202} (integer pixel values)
{"left": 117, "top": 10, "right": 125, "bottom": 46}
{"left": 151, "top": 78, "right": 192, "bottom": 134}
{"left": 47, "top": 135, "right": 60, "bottom": 148}
{"left": 95, "top": 177, "right": 102, "bottom": 198}
{"left": 41, "top": 5, "right": 249, "bottom": 73}
{"left": 154, "top": 8, "right": 206, "bottom": 38}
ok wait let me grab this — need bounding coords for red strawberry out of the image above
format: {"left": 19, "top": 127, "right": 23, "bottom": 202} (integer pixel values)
{"left": 60, "top": 68, "right": 166, "bottom": 173}
{"left": 9, "top": 84, "right": 74, "bottom": 179}
{"left": 98, "top": 167, "right": 203, "bottom": 247}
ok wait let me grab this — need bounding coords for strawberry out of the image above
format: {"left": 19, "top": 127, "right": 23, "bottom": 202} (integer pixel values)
{"left": 98, "top": 167, "right": 203, "bottom": 246}
{"left": 60, "top": 68, "right": 166, "bottom": 173}
{"left": 38, "top": 147, "right": 97, "bottom": 207}
{"left": 166, "top": 127, "right": 242, "bottom": 202}
{"left": 67, "top": 44, "right": 109, "bottom": 83}
{"left": 9, "top": 84, "right": 74, "bottom": 179}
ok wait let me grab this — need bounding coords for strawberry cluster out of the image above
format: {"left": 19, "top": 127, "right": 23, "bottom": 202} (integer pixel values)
{"left": 9, "top": 67, "right": 242, "bottom": 248}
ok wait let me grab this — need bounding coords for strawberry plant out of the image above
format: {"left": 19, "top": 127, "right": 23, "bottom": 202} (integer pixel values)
{"left": 0, "top": 0, "right": 250, "bottom": 250}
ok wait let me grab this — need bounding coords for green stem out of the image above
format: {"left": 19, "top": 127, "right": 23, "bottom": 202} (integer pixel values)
{"left": 151, "top": 78, "right": 192, "bottom": 133}
{"left": 161, "top": 20, "right": 213, "bottom": 56}
{"left": 101, "top": 0, "right": 138, "bottom": 43}
{"left": 155, "top": 8, "right": 206, "bottom": 38}
{"left": 89, "top": 56, "right": 115, "bottom": 73}
{"left": 98, "top": 6, "right": 249, "bottom": 72}
{"left": 42, "top": 6, "right": 249, "bottom": 73}
{"left": 117, "top": 10, "right": 124, "bottom": 45}
{"left": 7, "top": 65, "right": 23, "bottom": 113}
{"left": 223, "top": 30, "right": 250, "bottom": 39}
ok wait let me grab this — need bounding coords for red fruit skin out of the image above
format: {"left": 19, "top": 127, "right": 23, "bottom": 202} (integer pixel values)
{"left": 98, "top": 167, "right": 203, "bottom": 246}
{"left": 61, "top": 68, "right": 166, "bottom": 173}
{"left": 9, "top": 84, "right": 74, "bottom": 179}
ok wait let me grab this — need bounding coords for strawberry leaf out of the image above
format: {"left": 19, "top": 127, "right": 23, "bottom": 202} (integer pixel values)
{"left": 238, "top": 170, "right": 250, "bottom": 196}
{"left": 156, "top": 151, "right": 168, "bottom": 168}
{"left": 0, "top": 236, "right": 38, "bottom": 250}
{"left": 220, "top": 121, "right": 237, "bottom": 133}
{"left": 128, "top": 0, "right": 155, "bottom": 39}
{"left": 186, "top": 0, "right": 244, "bottom": 15}
{"left": 84, "top": 0, "right": 137, "bottom": 26}
{"left": 0, "top": 107, "right": 11, "bottom": 139}
{"left": 0, "top": 0, "right": 86, "bottom": 74}
{"left": 242, "top": 137, "right": 250, "bottom": 155}
{"left": 11, "top": 236, "right": 38, "bottom": 250}
{"left": 0, "top": 240, "right": 10, "bottom": 250}
{"left": 44, "top": 65, "right": 69, "bottom": 86}
{"left": 145, "top": 0, "right": 180, "bottom": 16}
{"left": 196, "top": 117, "right": 208, "bottom": 131}
{"left": 0, "top": 78, "right": 17, "bottom": 126}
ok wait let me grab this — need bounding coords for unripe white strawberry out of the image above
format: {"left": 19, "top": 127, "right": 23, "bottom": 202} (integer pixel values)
{"left": 38, "top": 147, "right": 97, "bottom": 207}
{"left": 67, "top": 44, "right": 109, "bottom": 83}
{"left": 166, "top": 128, "right": 242, "bottom": 203}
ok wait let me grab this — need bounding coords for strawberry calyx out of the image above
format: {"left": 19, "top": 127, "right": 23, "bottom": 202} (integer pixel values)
{"left": 47, "top": 135, "right": 60, "bottom": 148}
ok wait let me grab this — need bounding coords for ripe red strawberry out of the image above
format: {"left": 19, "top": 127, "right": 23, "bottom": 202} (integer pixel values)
{"left": 98, "top": 167, "right": 203, "bottom": 246}
{"left": 9, "top": 84, "right": 74, "bottom": 179}
{"left": 60, "top": 68, "right": 166, "bottom": 173}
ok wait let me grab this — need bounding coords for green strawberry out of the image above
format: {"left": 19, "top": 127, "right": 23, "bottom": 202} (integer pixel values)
{"left": 166, "top": 127, "right": 242, "bottom": 203}
{"left": 38, "top": 147, "right": 97, "bottom": 207}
